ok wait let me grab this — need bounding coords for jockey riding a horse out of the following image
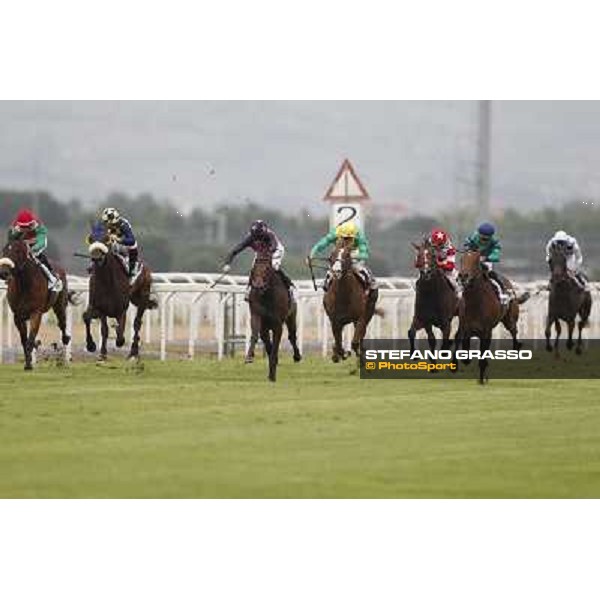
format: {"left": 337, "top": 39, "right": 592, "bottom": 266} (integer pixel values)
{"left": 545, "top": 230, "right": 589, "bottom": 291}
{"left": 463, "top": 222, "right": 510, "bottom": 307}
{"left": 426, "top": 227, "right": 459, "bottom": 296}
{"left": 309, "top": 220, "right": 378, "bottom": 295}
{"left": 223, "top": 219, "right": 295, "bottom": 301}
{"left": 95, "top": 207, "right": 139, "bottom": 281}
{"left": 7, "top": 208, "right": 62, "bottom": 293}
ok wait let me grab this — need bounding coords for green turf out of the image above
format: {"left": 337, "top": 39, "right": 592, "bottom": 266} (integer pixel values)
{"left": 1, "top": 355, "right": 599, "bottom": 498}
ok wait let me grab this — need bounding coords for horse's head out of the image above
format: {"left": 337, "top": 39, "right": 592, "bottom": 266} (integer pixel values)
{"left": 548, "top": 242, "right": 569, "bottom": 282}
{"left": 458, "top": 249, "right": 483, "bottom": 288}
{"left": 412, "top": 240, "right": 436, "bottom": 279}
{"left": 0, "top": 239, "right": 31, "bottom": 280}
{"left": 329, "top": 238, "right": 354, "bottom": 280}
{"left": 250, "top": 250, "right": 274, "bottom": 294}
{"left": 87, "top": 221, "right": 111, "bottom": 266}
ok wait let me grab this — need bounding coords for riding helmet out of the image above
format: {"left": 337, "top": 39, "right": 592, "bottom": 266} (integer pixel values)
{"left": 477, "top": 222, "right": 495, "bottom": 237}
{"left": 101, "top": 207, "right": 120, "bottom": 224}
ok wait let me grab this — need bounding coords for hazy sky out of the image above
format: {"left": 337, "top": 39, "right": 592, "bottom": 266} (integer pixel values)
{"left": 1, "top": 101, "right": 600, "bottom": 215}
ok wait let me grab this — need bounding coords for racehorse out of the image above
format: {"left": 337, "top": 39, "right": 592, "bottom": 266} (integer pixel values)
{"left": 454, "top": 249, "right": 529, "bottom": 383}
{"left": 245, "top": 248, "right": 301, "bottom": 382}
{"left": 323, "top": 238, "right": 380, "bottom": 363}
{"left": 83, "top": 222, "right": 157, "bottom": 360}
{"left": 0, "top": 239, "right": 74, "bottom": 370}
{"left": 544, "top": 242, "right": 592, "bottom": 355}
{"left": 408, "top": 240, "right": 459, "bottom": 354}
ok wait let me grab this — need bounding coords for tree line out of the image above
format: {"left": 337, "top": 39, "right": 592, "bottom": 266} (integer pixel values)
{"left": 2, "top": 189, "right": 599, "bottom": 280}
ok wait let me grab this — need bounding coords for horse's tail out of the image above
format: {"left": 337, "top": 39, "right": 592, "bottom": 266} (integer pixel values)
{"left": 517, "top": 291, "right": 531, "bottom": 305}
{"left": 147, "top": 296, "right": 159, "bottom": 310}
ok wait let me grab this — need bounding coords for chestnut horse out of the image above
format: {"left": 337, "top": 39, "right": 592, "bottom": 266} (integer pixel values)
{"left": 323, "top": 239, "right": 380, "bottom": 363}
{"left": 455, "top": 250, "right": 529, "bottom": 383}
{"left": 245, "top": 248, "right": 301, "bottom": 382}
{"left": 83, "top": 222, "right": 157, "bottom": 360}
{"left": 0, "top": 240, "right": 74, "bottom": 369}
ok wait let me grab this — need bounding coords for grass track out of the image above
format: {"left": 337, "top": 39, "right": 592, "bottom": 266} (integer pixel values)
{"left": 1, "top": 356, "right": 599, "bottom": 498}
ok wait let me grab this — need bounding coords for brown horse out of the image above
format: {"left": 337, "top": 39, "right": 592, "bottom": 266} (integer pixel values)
{"left": 323, "top": 239, "right": 380, "bottom": 363}
{"left": 245, "top": 248, "right": 301, "bottom": 382}
{"left": 545, "top": 243, "right": 592, "bottom": 355}
{"left": 83, "top": 222, "right": 157, "bottom": 360}
{"left": 0, "top": 240, "right": 74, "bottom": 370}
{"left": 408, "top": 240, "right": 459, "bottom": 355}
{"left": 455, "top": 250, "right": 529, "bottom": 383}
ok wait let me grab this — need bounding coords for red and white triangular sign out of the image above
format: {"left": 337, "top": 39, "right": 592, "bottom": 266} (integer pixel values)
{"left": 323, "top": 159, "right": 371, "bottom": 202}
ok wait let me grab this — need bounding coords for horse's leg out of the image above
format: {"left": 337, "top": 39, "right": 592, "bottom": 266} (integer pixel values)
{"left": 268, "top": 323, "right": 283, "bottom": 382}
{"left": 285, "top": 309, "right": 302, "bottom": 363}
{"left": 478, "top": 335, "right": 491, "bottom": 385}
{"left": 83, "top": 306, "right": 97, "bottom": 353}
{"left": 544, "top": 314, "right": 553, "bottom": 353}
{"left": 25, "top": 311, "right": 43, "bottom": 370}
{"left": 566, "top": 319, "right": 575, "bottom": 351}
{"left": 461, "top": 334, "right": 472, "bottom": 365}
{"left": 425, "top": 324, "right": 436, "bottom": 355}
{"left": 408, "top": 317, "right": 420, "bottom": 354}
{"left": 351, "top": 319, "right": 366, "bottom": 358}
{"left": 245, "top": 311, "right": 261, "bottom": 363}
{"left": 116, "top": 312, "right": 127, "bottom": 348}
{"left": 576, "top": 318, "right": 585, "bottom": 355}
{"left": 99, "top": 315, "right": 109, "bottom": 360}
{"left": 15, "top": 316, "right": 31, "bottom": 370}
{"left": 329, "top": 319, "right": 344, "bottom": 362}
{"left": 503, "top": 315, "right": 522, "bottom": 351}
{"left": 52, "top": 296, "right": 71, "bottom": 347}
{"left": 441, "top": 321, "right": 452, "bottom": 351}
{"left": 553, "top": 319, "right": 562, "bottom": 357}
{"left": 128, "top": 306, "right": 145, "bottom": 358}
{"left": 260, "top": 327, "right": 273, "bottom": 357}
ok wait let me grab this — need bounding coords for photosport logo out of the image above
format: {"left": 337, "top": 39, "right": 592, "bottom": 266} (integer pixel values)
{"left": 360, "top": 339, "right": 600, "bottom": 379}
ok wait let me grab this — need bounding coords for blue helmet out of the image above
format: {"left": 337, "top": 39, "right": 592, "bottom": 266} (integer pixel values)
{"left": 477, "top": 222, "right": 495, "bottom": 237}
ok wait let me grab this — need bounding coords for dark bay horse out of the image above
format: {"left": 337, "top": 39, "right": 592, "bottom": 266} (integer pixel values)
{"left": 408, "top": 240, "right": 459, "bottom": 354}
{"left": 83, "top": 222, "right": 157, "bottom": 360}
{"left": 323, "top": 239, "right": 380, "bottom": 363}
{"left": 545, "top": 243, "right": 592, "bottom": 355}
{"left": 0, "top": 240, "right": 74, "bottom": 369}
{"left": 245, "top": 248, "right": 301, "bottom": 382}
{"left": 455, "top": 250, "right": 529, "bottom": 383}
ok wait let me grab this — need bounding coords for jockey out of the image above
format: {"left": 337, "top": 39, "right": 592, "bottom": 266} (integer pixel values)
{"left": 427, "top": 227, "right": 459, "bottom": 295}
{"left": 7, "top": 208, "right": 62, "bottom": 292}
{"left": 309, "top": 220, "right": 378, "bottom": 293}
{"left": 463, "top": 222, "right": 510, "bottom": 306}
{"left": 223, "top": 220, "right": 295, "bottom": 300}
{"left": 100, "top": 207, "right": 139, "bottom": 279}
{"left": 545, "top": 230, "right": 588, "bottom": 289}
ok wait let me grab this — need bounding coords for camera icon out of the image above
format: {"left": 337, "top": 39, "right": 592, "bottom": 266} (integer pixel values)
{"left": 365, "top": 362, "right": 376, "bottom": 370}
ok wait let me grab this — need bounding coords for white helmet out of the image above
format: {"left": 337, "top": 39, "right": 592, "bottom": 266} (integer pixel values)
{"left": 101, "top": 207, "right": 120, "bottom": 225}
{"left": 554, "top": 230, "right": 569, "bottom": 242}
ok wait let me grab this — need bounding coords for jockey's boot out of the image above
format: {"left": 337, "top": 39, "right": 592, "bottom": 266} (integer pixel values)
{"left": 488, "top": 271, "right": 510, "bottom": 307}
{"left": 278, "top": 269, "right": 296, "bottom": 303}
{"left": 128, "top": 248, "right": 139, "bottom": 281}
{"left": 575, "top": 271, "right": 589, "bottom": 291}
{"left": 322, "top": 271, "right": 332, "bottom": 292}
{"left": 366, "top": 287, "right": 379, "bottom": 316}
{"left": 37, "top": 253, "right": 63, "bottom": 293}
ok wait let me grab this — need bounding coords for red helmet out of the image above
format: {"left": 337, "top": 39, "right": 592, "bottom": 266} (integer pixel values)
{"left": 14, "top": 209, "right": 39, "bottom": 229}
{"left": 430, "top": 228, "right": 448, "bottom": 246}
